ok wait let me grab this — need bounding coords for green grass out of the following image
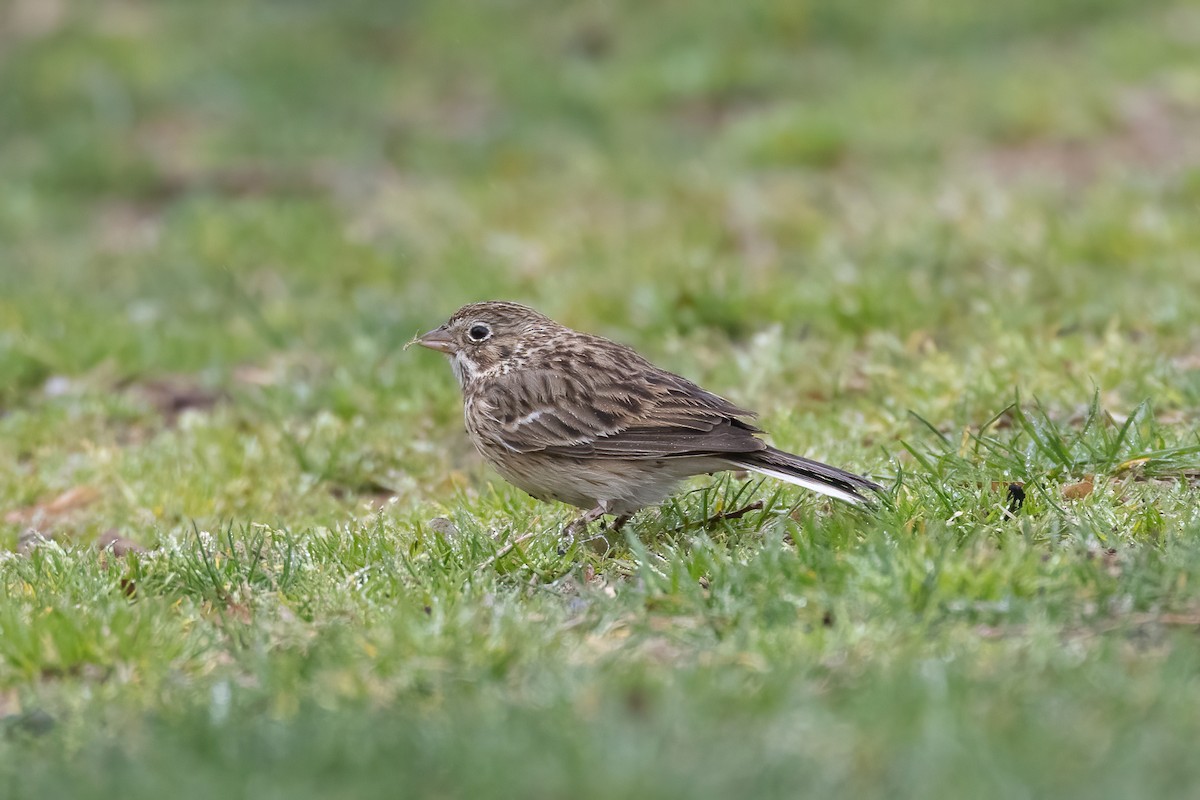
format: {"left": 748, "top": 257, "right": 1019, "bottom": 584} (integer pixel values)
{"left": 3, "top": 0, "right": 1200, "bottom": 796}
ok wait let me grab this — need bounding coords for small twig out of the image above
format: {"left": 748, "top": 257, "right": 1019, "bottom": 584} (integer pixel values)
{"left": 712, "top": 500, "right": 764, "bottom": 522}
{"left": 667, "top": 500, "right": 765, "bottom": 534}
{"left": 476, "top": 530, "right": 540, "bottom": 573}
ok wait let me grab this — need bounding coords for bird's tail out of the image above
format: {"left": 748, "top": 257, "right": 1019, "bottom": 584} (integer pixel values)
{"left": 731, "top": 446, "right": 882, "bottom": 506}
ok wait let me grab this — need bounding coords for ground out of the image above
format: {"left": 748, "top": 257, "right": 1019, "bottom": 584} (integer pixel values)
{"left": 2, "top": 0, "right": 1200, "bottom": 796}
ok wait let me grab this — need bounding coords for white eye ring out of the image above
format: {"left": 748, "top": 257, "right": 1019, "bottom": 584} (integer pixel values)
{"left": 467, "top": 323, "right": 492, "bottom": 342}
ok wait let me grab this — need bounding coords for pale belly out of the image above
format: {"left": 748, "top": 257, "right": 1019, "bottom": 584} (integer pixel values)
{"left": 482, "top": 451, "right": 724, "bottom": 517}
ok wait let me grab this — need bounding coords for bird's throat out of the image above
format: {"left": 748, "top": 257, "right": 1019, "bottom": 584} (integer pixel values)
{"left": 451, "top": 352, "right": 478, "bottom": 388}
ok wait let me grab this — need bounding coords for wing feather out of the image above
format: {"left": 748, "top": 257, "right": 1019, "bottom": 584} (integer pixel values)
{"left": 471, "top": 367, "right": 763, "bottom": 459}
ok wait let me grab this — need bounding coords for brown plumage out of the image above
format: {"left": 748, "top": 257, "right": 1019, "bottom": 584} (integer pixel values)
{"left": 413, "top": 301, "right": 881, "bottom": 533}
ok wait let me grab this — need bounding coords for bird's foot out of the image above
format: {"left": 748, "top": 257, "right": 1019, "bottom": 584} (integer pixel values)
{"left": 576, "top": 514, "right": 631, "bottom": 555}
{"left": 558, "top": 505, "right": 610, "bottom": 555}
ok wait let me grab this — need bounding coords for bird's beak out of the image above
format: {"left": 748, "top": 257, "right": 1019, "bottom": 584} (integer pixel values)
{"left": 407, "top": 326, "right": 457, "bottom": 354}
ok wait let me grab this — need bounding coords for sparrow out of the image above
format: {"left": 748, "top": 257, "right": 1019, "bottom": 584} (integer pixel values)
{"left": 412, "top": 301, "right": 882, "bottom": 535}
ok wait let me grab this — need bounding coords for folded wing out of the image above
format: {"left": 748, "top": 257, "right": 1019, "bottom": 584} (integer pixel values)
{"left": 470, "top": 367, "right": 765, "bottom": 460}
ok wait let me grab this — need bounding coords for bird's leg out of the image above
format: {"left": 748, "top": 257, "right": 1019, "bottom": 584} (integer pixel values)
{"left": 599, "top": 514, "right": 630, "bottom": 532}
{"left": 577, "top": 513, "right": 633, "bottom": 555}
{"left": 559, "top": 504, "right": 610, "bottom": 553}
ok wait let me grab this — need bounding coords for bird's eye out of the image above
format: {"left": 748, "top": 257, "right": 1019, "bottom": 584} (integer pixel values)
{"left": 467, "top": 323, "right": 492, "bottom": 343}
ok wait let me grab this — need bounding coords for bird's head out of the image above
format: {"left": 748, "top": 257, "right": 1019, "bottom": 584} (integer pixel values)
{"left": 409, "top": 301, "right": 555, "bottom": 386}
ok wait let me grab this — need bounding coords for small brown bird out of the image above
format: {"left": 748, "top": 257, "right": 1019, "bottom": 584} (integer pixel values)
{"left": 413, "top": 301, "right": 882, "bottom": 535}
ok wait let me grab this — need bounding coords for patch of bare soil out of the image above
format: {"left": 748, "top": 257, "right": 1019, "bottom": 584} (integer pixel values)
{"left": 5, "top": 486, "right": 102, "bottom": 527}
{"left": 976, "top": 89, "right": 1200, "bottom": 186}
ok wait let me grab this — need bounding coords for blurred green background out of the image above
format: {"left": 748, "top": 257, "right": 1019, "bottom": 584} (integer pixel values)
{"left": 5, "top": 0, "right": 1200, "bottom": 384}
{"left": 3, "top": 0, "right": 1200, "bottom": 797}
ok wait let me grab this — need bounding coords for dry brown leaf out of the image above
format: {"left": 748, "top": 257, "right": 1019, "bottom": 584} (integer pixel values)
{"left": 232, "top": 364, "right": 278, "bottom": 386}
{"left": 1062, "top": 477, "right": 1095, "bottom": 500}
{"left": 5, "top": 486, "right": 101, "bottom": 524}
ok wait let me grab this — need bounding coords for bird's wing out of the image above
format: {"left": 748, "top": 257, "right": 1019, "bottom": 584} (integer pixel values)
{"left": 470, "top": 367, "right": 765, "bottom": 459}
